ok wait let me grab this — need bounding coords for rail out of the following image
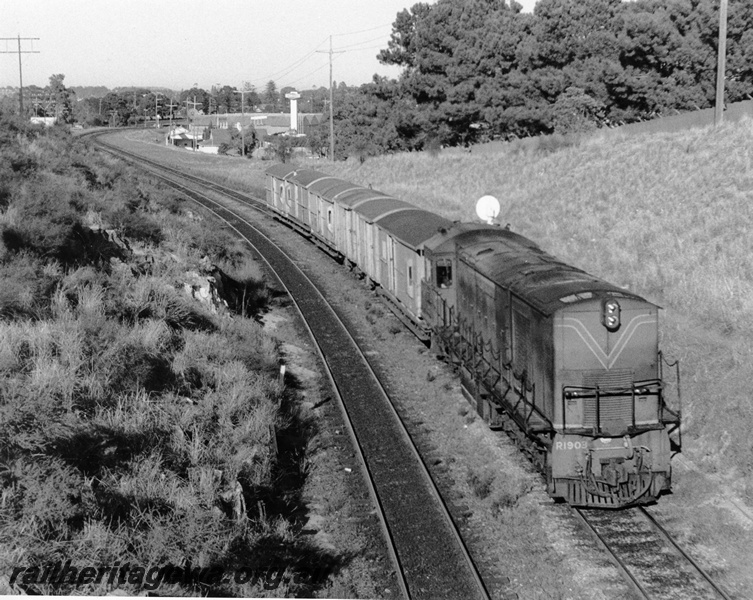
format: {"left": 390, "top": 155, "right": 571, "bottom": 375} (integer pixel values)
{"left": 93, "top": 133, "right": 494, "bottom": 600}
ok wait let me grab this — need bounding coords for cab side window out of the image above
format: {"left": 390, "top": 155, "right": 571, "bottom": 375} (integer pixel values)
{"left": 436, "top": 259, "right": 453, "bottom": 288}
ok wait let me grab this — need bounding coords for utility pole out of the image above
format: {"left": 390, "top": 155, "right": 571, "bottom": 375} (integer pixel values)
{"left": 317, "top": 36, "right": 344, "bottom": 161}
{"left": 234, "top": 83, "right": 251, "bottom": 116}
{"left": 185, "top": 96, "right": 201, "bottom": 150}
{"left": 154, "top": 92, "right": 162, "bottom": 128}
{"left": 165, "top": 98, "right": 178, "bottom": 128}
{"left": 0, "top": 35, "right": 39, "bottom": 116}
{"left": 233, "top": 86, "right": 251, "bottom": 157}
{"left": 714, "top": 0, "right": 728, "bottom": 126}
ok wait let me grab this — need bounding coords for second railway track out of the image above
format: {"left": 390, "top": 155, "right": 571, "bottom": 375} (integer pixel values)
{"left": 573, "top": 506, "right": 734, "bottom": 600}
{"left": 95, "top": 135, "right": 496, "bottom": 600}
{"left": 93, "top": 131, "right": 741, "bottom": 600}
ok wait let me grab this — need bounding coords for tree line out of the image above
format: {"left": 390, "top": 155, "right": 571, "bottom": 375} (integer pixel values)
{"left": 5, "top": 0, "right": 751, "bottom": 160}
{"left": 2, "top": 77, "right": 329, "bottom": 128}
{"left": 319, "top": 0, "right": 753, "bottom": 158}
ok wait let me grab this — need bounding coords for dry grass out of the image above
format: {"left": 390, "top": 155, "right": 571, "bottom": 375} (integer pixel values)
{"left": 124, "top": 123, "right": 753, "bottom": 496}
{"left": 117, "top": 125, "right": 753, "bottom": 484}
{"left": 314, "top": 122, "right": 753, "bottom": 496}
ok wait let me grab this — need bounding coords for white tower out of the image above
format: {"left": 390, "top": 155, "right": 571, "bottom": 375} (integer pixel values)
{"left": 285, "top": 91, "right": 301, "bottom": 133}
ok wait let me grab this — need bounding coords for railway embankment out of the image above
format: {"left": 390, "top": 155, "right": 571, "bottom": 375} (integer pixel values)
{"left": 0, "top": 118, "right": 392, "bottom": 596}
{"left": 108, "top": 122, "right": 753, "bottom": 597}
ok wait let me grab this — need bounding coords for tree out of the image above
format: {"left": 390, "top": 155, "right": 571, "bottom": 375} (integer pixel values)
{"left": 100, "top": 92, "right": 129, "bottom": 126}
{"left": 266, "top": 135, "right": 293, "bottom": 162}
{"left": 214, "top": 85, "right": 237, "bottom": 113}
{"left": 380, "top": 0, "right": 532, "bottom": 144}
{"left": 229, "top": 125, "right": 257, "bottom": 156}
{"left": 378, "top": 3, "right": 434, "bottom": 69}
{"left": 264, "top": 81, "right": 279, "bottom": 112}
{"left": 48, "top": 74, "right": 75, "bottom": 124}
{"left": 245, "top": 88, "right": 261, "bottom": 111}
{"left": 72, "top": 97, "right": 104, "bottom": 126}
{"left": 550, "top": 86, "right": 606, "bottom": 133}
{"left": 316, "top": 77, "right": 417, "bottom": 160}
{"left": 179, "top": 87, "right": 210, "bottom": 116}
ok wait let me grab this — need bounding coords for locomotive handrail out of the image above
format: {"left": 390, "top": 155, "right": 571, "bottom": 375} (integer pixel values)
{"left": 451, "top": 322, "right": 552, "bottom": 433}
{"left": 596, "top": 386, "right": 601, "bottom": 433}
{"left": 563, "top": 382, "right": 662, "bottom": 398}
{"left": 658, "top": 351, "right": 682, "bottom": 452}
{"left": 562, "top": 380, "right": 663, "bottom": 434}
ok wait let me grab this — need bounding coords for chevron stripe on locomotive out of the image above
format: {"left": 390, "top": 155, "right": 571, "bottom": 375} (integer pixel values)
{"left": 266, "top": 164, "right": 681, "bottom": 508}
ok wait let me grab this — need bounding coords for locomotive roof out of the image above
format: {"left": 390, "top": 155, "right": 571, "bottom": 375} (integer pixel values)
{"left": 425, "top": 223, "right": 541, "bottom": 255}
{"left": 378, "top": 209, "right": 452, "bottom": 251}
{"left": 458, "top": 234, "right": 649, "bottom": 315}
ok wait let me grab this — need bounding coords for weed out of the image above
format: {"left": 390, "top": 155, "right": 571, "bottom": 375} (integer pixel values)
{"left": 467, "top": 469, "right": 494, "bottom": 500}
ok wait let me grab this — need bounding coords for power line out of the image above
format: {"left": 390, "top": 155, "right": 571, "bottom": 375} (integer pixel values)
{"left": 317, "top": 36, "right": 346, "bottom": 161}
{"left": 0, "top": 35, "right": 39, "bottom": 115}
{"left": 714, "top": 0, "right": 728, "bottom": 126}
{"left": 338, "top": 43, "right": 390, "bottom": 53}
{"left": 332, "top": 23, "right": 393, "bottom": 37}
{"left": 282, "top": 62, "right": 331, "bottom": 88}
{"left": 244, "top": 37, "right": 330, "bottom": 88}
{"left": 334, "top": 35, "right": 391, "bottom": 51}
{"left": 246, "top": 25, "right": 393, "bottom": 90}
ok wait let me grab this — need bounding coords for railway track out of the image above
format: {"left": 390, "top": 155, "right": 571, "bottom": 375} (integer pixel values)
{"left": 90, "top": 130, "right": 738, "bottom": 600}
{"left": 93, "top": 134, "right": 496, "bottom": 600}
{"left": 573, "top": 506, "right": 734, "bottom": 600}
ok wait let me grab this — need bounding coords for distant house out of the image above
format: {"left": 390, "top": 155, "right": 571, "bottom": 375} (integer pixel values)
{"left": 30, "top": 116, "right": 57, "bottom": 127}
{"left": 166, "top": 125, "right": 205, "bottom": 149}
{"left": 197, "top": 128, "right": 233, "bottom": 154}
{"left": 165, "top": 126, "right": 198, "bottom": 148}
{"left": 192, "top": 112, "right": 322, "bottom": 144}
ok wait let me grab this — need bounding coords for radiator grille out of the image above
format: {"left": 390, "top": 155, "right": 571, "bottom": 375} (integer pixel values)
{"left": 583, "top": 396, "right": 632, "bottom": 428}
{"left": 582, "top": 369, "right": 634, "bottom": 389}
{"left": 582, "top": 369, "right": 634, "bottom": 430}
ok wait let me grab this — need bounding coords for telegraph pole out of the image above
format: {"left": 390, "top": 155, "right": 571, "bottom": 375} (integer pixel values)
{"left": 165, "top": 98, "right": 178, "bottom": 127}
{"left": 0, "top": 35, "right": 39, "bottom": 116}
{"left": 185, "top": 96, "right": 201, "bottom": 150}
{"left": 154, "top": 92, "right": 162, "bottom": 128}
{"left": 714, "top": 0, "right": 728, "bottom": 126}
{"left": 233, "top": 86, "right": 251, "bottom": 156}
{"left": 317, "top": 36, "right": 344, "bottom": 161}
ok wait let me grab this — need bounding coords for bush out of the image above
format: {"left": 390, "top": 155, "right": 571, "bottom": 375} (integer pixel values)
{"left": 105, "top": 208, "right": 163, "bottom": 245}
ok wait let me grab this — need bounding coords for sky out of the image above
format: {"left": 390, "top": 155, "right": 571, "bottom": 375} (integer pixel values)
{"left": 0, "top": 0, "right": 537, "bottom": 93}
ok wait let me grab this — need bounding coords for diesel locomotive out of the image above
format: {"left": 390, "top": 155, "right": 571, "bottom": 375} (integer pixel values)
{"left": 266, "top": 164, "right": 680, "bottom": 508}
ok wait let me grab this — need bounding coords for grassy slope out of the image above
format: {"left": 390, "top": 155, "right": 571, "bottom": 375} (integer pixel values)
{"left": 317, "top": 124, "right": 753, "bottom": 497}
{"left": 120, "top": 126, "right": 753, "bottom": 496}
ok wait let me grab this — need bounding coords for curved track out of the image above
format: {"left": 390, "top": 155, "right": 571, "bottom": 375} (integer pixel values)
{"left": 93, "top": 133, "right": 493, "bottom": 600}
{"left": 573, "top": 506, "right": 734, "bottom": 600}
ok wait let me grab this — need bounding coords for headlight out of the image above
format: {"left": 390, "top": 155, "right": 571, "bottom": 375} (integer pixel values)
{"left": 601, "top": 298, "right": 621, "bottom": 331}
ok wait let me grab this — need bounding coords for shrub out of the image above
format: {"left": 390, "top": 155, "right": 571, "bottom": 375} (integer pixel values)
{"left": 105, "top": 208, "right": 163, "bottom": 245}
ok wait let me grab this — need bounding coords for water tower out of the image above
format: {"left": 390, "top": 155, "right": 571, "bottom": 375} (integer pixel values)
{"left": 285, "top": 91, "right": 301, "bottom": 132}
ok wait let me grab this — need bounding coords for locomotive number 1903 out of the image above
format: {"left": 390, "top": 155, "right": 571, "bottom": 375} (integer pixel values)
{"left": 555, "top": 440, "right": 589, "bottom": 451}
